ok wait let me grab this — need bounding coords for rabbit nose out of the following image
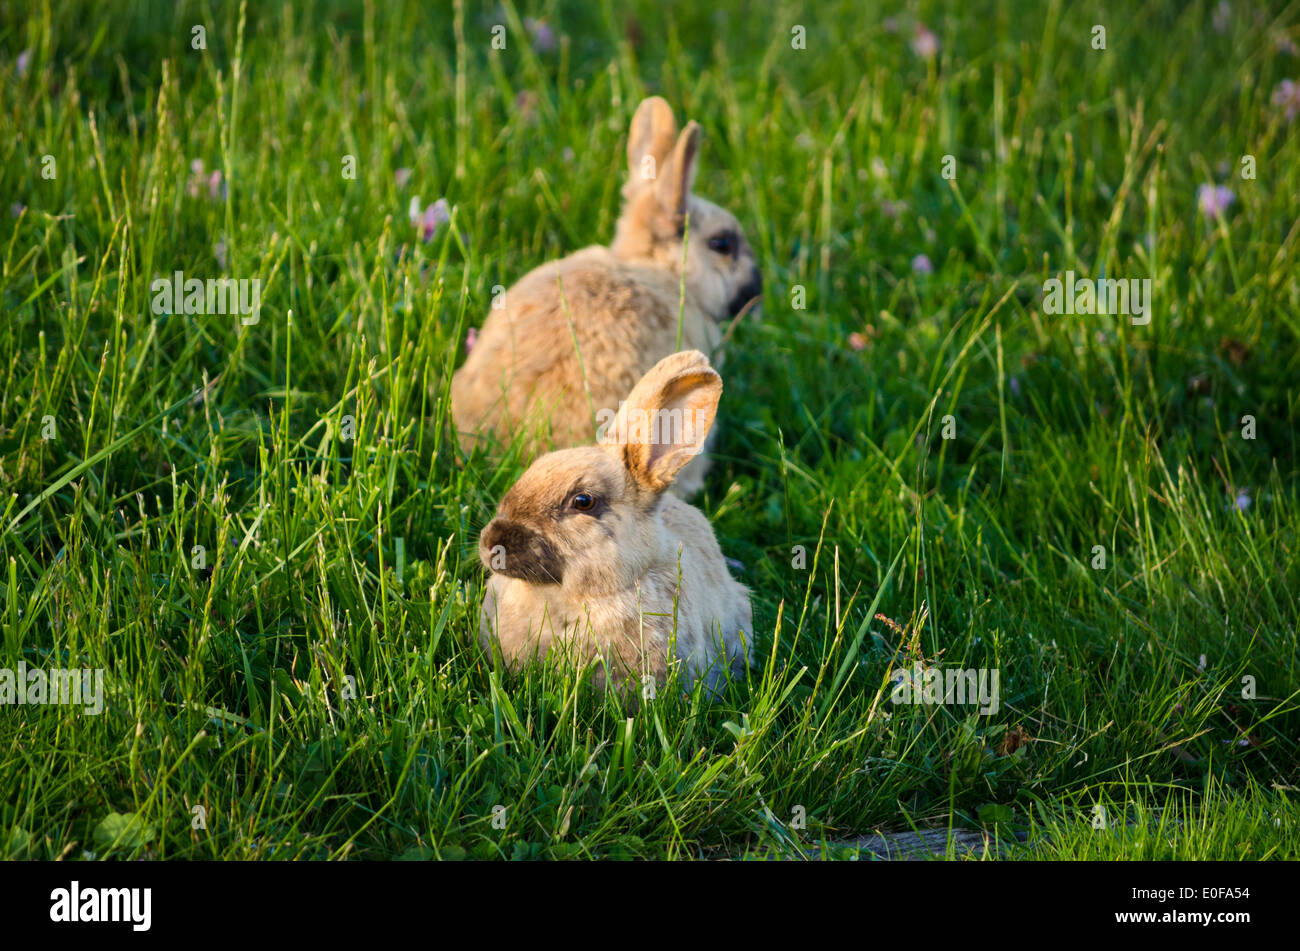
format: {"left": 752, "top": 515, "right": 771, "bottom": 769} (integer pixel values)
{"left": 727, "top": 269, "right": 762, "bottom": 317}
{"left": 480, "top": 518, "right": 566, "bottom": 585}
{"left": 480, "top": 518, "right": 521, "bottom": 569}
{"left": 480, "top": 519, "right": 506, "bottom": 571}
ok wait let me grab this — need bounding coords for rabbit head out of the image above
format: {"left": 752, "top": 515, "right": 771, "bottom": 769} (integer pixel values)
{"left": 478, "top": 350, "right": 722, "bottom": 595}
{"left": 611, "top": 97, "right": 762, "bottom": 323}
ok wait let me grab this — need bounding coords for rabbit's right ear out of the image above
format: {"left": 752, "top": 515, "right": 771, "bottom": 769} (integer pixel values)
{"left": 601, "top": 350, "right": 721, "bottom": 492}
{"left": 626, "top": 96, "right": 678, "bottom": 186}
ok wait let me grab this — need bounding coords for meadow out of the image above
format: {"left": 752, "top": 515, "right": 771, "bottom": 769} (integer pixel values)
{"left": 1, "top": 0, "right": 1298, "bottom": 860}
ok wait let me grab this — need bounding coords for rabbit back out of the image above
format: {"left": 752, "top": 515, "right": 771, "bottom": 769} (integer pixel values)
{"left": 452, "top": 249, "right": 720, "bottom": 454}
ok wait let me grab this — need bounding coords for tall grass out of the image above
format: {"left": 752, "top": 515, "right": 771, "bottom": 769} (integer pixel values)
{"left": 1, "top": 0, "right": 1297, "bottom": 859}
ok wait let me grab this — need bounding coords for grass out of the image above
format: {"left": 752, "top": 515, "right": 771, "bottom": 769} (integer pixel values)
{"left": 1, "top": 0, "right": 1298, "bottom": 861}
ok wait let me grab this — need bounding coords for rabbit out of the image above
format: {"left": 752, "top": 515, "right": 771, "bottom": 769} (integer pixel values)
{"left": 476, "top": 350, "right": 752, "bottom": 695}
{"left": 451, "top": 96, "right": 762, "bottom": 498}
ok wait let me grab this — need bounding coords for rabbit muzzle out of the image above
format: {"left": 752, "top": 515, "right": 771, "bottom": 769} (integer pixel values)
{"left": 726, "top": 266, "right": 762, "bottom": 318}
{"left": 480, "top": 518, "right": 567, "bottom": 586}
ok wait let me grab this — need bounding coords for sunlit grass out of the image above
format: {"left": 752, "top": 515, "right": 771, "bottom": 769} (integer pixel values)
{"left": 0, "top": 0, "right": 1297, "bottom": 860}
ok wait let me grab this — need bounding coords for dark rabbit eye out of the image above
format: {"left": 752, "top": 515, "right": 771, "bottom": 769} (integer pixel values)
{"left": 569, "top": 492, "right": 596, "bottom": 512}
{"left": 707, "top": 231, "right": 738, "bottom": 255}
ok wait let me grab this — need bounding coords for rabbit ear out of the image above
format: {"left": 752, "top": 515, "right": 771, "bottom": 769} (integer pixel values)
{"left": 655, "top": 121, "right": 701, "bottom": 222}
{"left": 626, "top": 97, "right": 678, "bottom": 185}
{"left": 600, "top": 350, "right": 721, "bottom": 492}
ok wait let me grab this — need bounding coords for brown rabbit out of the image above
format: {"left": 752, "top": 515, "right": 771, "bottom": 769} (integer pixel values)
{"left": 451, "top": 96, "right": 761, "bottom": 497}
{"left": 477, "top": 350, "right": 752, "bottom": 695}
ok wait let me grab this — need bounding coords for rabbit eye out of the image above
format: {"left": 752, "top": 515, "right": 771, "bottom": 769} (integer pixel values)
{"left": 707, "top": 231, "right": 738, "bottom": 256}
{"left": 569, "top": 492, "right": 596, "bottom": 512}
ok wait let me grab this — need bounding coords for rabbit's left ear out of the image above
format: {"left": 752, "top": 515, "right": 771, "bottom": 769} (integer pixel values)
{"left": 655, "top": 122, "right": 701, "bottom": 223}
{"left": 601, "top": 350, "right": 720, "bottom": 492}
{"left": 627, "top": 96, "right": 678, "bottom": 184}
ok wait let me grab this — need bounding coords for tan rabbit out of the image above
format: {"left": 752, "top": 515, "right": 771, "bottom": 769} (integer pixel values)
{"left": 451, "top": 96, "right": 762, "bottom": 498}
{"left": 477, "top": 350, "right": 752, "bottom": 694}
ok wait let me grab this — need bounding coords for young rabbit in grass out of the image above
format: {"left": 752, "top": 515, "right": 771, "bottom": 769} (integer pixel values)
{"left": 451, "top": 96, "right": 762, "bottom": 498}
{"left": 477, "top": 350, "right": 752, "bottom": 695}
